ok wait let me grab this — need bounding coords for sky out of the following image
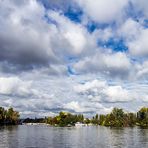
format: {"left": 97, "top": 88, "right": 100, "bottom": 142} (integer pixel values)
{"left": 0, "top": 0, "right": 148, "bottom": 118}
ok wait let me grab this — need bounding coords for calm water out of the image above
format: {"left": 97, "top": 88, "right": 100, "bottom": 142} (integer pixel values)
{"left": 0, "top": 125, "right": 148, "bottom": 148}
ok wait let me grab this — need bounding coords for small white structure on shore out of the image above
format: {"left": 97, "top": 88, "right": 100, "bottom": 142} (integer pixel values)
{"left": 75, "top": 122, "right": 86, "bottom": 127}
{"left": 23, "top": 123, "right": 47, "bottom": 125}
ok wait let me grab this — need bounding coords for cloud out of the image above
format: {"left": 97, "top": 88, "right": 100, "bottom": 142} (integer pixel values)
{"left": 0, "top": 0, "right": 57, "bottom": 69}
{"left": 0, "top": 73, "right": 147, "bottom": 117}
{"left": 118, "top": 18, "right": 142, "bottom": 42}
{"left": 95, "top": 28, "right": 113, "bottom": 42}
{"left": 118, "top": 18, "right": 148, "bottom": 58}
{"left": 135, "top": 61, "right": 148, "bottom": 79}
{"left": 47, "top": 10, "right": 96, "bottom": 57}
{"left": 142, "top": 95, "right": 148, "bottom": 102}
{"left": 63, "top": 101, "right": 87, "bottom": 113}
{"left": 0, "top": 0, "right": 148, "bottom": 117}
{"left": 102, "top": 86, "right": 131, "bottom": 102}
{"left": 63, "top": 101, "right": 112, "bottom": 114}
{"left": 74, "top": 0, "right": 129, "bottom": 23}
{"left": 131, "top": 0, "right": 148, "bottom": 18}
{"left": 73, "top": 51, "right": 131, "bottom": 79}
{"left": 0, "top": 0, "right": 97, "bottom": 73}
{"left": 0, "top": 77, "right": 34, "bottom": 97}
{"left": 128, "top": 29, "right": 148, "bottom": 57}
{"left": 74, "top": 79, "right": 132, "bottom": 103}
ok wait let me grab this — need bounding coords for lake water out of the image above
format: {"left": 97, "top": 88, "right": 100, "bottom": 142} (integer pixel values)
{"left": 0, "top": 125, "right": 148, "bottom": 148}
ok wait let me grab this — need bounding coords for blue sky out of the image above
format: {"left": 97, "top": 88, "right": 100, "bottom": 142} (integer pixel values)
{"left": 0, "top": 0, "right": 148, "bottom": 117}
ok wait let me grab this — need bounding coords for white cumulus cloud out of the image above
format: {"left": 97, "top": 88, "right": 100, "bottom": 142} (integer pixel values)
{"left": 0, "top": 77, "right": 34, "bottom": 97}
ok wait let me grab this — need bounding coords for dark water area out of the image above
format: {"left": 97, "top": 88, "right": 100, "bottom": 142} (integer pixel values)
{"left": 0, "top": 125, "right": 148, "bottom": 148}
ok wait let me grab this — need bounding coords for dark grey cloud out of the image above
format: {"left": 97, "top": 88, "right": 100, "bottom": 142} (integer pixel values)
{"left": 0, "top": 39, "right": 50, "bottom": 66}
{"left": 0, "top": 0, "right": 94, "bottom": 73}
{"left": 0, "top": 0, "right": 58, "bottom": 72}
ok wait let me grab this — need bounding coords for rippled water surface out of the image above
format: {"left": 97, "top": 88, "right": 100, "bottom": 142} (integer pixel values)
{"left": 0, "top": 125, "right": 148, "bottom": 148}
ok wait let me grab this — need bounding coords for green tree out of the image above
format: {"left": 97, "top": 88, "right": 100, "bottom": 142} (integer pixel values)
{"left": 123, "top": 113, "right": 136, "bottom": 127}
{"left": 6, "top": 107, "right": 20, "bottom": 125}
{"left": 0, "top": 107, "right": 5, "bottom": 124}
{"left": 99, "top": 114, "right": 106, "bottom": 125}
{"left": 102, "top": 108, "right": 125, "bottom": 127}
{"left": 137, "top": 107, "right": 148, "bottom": 127}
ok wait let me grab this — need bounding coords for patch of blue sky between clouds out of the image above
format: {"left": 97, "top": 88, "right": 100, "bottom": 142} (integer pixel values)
{"left": 126, "top": 2, "right": 143, "bottom": 21}
{"left": 143, "top": 19, "right": 148, "bottom": 28}
{"left": 67, "top": 65, "right": 77, "bottom": 76}
{"left": 64, "top": 6, "right": 83, "bottom": 23}
{"left": 86, "top": 21, "right": 117, "bottom": 33}
{"left": 98, "top": 38, "right": 128, "bottom": 52}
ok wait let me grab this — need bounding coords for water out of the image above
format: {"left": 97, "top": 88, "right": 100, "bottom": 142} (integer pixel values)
{"left": 0, "top": 125, "right": 148, "bottom": 148}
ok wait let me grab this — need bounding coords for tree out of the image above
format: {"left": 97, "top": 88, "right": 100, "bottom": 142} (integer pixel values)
{"left": 99, "top": 115, "right": 106, "bottom": 125}
{"left": 123, "top": 113, "right": 136, "bottom": 127}
{"left": 137, "top": 107, "right": 148, "bottom": 127}
{"left": 0, "top": 107, "right": 5, "bottom": 124}
{"left": 84, "top": 118, "right": 90, "bottom": 124}
{"left": 0, "top": 107, "right": 20, "bottom": 125}
{"left": 91, "top": 114, "right": 99, "bottom": 125}
{"left": 6, "top": 107, "right": 20, "bottom": 125}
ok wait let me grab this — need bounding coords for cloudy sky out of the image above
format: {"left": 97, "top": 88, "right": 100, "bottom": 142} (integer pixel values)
{"left": 0, "top": 0, "right": 148, "bottom": 117}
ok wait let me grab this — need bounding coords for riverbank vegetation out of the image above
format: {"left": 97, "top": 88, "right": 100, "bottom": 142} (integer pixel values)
{"left": 98, "top": 107, "right": 148, "bottom": 127}
{"left": 0, "top": 107, "right": 20, "bottom": 125}
{"left": 45, "top": 112, "right": 84, "bottom": 127}
{"left": 45, "top": 107, "right": 148, "bottom": 127}
{"left": 1, "top": 106, "right": 148, "bottom": 127}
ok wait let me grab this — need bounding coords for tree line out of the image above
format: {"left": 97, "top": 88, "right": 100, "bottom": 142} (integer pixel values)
{"left": 1, "top": 106, "right": 148, "bottom": 127}
{"left": 0, "top": 107, "right": 20, "bottom": 125}
{"left": 98, "top": 107, "right": 148, "bottom": 127}
{"left": 45, "top": 107, "right": 148, "bottom": 127}
{"left": 45, "top": 112, "right": 84, "bottom": 127}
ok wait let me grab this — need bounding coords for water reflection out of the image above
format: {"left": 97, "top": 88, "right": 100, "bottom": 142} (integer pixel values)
{"left": 138, "top": 128, "right": 148, "bottom": 148}
{"left": 0, "top": 125, "right": 148, "bottom": 148}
